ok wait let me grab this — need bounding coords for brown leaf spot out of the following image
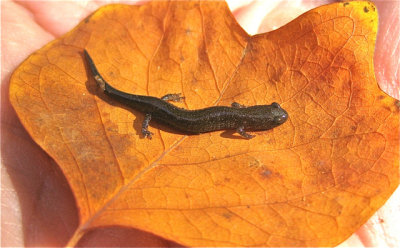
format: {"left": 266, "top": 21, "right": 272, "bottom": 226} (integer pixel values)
{"left": 395, "top": 100, "right": 400, "bottom": 110}
{"left": 222, "top": 212, "right": 233, "bottom": 220}
{"left": 260, "top": 168, "right": 272, "bottom": 178}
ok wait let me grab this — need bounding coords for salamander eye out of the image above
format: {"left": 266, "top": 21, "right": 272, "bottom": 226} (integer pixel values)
{"left": 274, "top": 112, "right": 288, "bottom": 124}
{"left": 271, "top": 102, "right": 281, "bottom": 108}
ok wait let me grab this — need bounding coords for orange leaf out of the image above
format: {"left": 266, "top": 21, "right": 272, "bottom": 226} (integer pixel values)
{"left": 9, "top": 1, "right": 399, "bottom": 246}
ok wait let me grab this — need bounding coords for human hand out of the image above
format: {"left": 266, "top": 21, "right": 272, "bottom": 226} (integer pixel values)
{"left": 2, "top": 0, "right": 398, "bottom": 246}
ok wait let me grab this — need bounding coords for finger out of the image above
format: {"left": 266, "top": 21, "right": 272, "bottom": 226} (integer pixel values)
{"left": 373, "top": 0, "right": 400, "bottom": 99}
{"left": 257, "top": 0, "right": 332, "bottom": 34}
{"left": 15, "top": 0, "right": 143, "bottom": 36}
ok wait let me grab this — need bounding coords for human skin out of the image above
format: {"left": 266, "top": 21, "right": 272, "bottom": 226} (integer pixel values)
{"left": 1, "top": 0, "right": 399, "bottom": 247}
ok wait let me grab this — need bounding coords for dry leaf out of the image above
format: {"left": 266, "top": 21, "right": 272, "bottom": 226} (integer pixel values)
{"left": 9, "top": 1, "right": 399, "bottom": 246}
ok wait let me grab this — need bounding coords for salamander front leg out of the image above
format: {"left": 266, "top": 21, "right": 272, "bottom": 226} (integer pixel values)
{"left": 236, "top": 126, "right": 255, "bottom": 139}
{"left": 161, "top": 93, "right": 185, "bottom": 102}
{"left": 142, "top": 113, "right": 153, "bottom": 139}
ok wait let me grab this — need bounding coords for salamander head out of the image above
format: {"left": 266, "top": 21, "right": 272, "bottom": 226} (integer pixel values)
{"left": 270, "top": 102, "right": 288, "bottom": 125}
{"left": 243, "top": 102, "right": 288, "bottom": 130}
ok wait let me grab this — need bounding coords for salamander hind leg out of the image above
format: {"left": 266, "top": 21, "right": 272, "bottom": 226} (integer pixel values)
{"left": 161, "top": 93, "right": 185, "bottom": 102}
{"left": 142, "top": 113, "right": 154, "bottom": 139}
{"left": 236, "top": 126, "right": 255, "bottom": 139}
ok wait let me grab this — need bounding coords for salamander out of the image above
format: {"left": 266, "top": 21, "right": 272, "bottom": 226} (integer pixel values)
{"left": 84, "top": 50, "right": 288, "bottom": 139}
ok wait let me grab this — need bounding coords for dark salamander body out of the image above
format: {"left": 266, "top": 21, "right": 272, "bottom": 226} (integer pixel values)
{"left": 84, "top": 50, "right": 288, "bottom": 139}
